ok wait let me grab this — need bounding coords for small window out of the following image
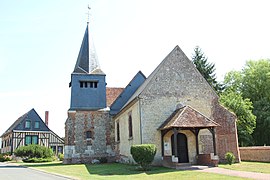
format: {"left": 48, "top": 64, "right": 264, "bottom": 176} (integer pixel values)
{"left": 32, "top": 136, "right": 38, "bottom": 144}
{"left": 128, "top": 114, "right": 133, "bottom": 138}
{"left": 25, "top": 135, "right": 38, "bottom": 145}
{"left": 25, "top": 120, "right": 31, "bottom": 128}
{"left": 34, "top": 121, "right": 40, "bottom": 128}
{"left": 58, "top": 146, "right": 63, "bottom": 154}
{"left": 86, "top": 131, "right": 93, "bottom": 139}
{"left": 116, "top": 121, "right": 120, "bottom": 142}
{"left": 25, "top": 136, "right": 31, "bottom": 145}
{"left": 51, "top": 146, "right": 56, "bottom": 153}
{"left": 79, "top": 81, "right": 98, "bottom": 88}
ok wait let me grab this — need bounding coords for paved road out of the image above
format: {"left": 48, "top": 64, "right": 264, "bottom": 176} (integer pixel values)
{"left": 0, "top": 162, "right": 72, "bottom": 180}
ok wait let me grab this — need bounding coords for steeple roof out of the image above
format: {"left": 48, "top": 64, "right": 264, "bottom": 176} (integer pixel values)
{"left": 73, "top": 23, "right": 104, "bottom": 75}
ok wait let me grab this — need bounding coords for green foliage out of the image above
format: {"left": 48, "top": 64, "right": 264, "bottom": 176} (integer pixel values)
{"left": 14, "top": 144, "right": 54, "bottom": 162}
{"left": 222, "top": 59, "right": 270, "bottom": 145}
{"left": 220, "top": 90, "right": 256, "bottom": 146}
{"left": 241, "top": 60, "right": 270, "bottom": 145}
{"left": 225, "top": 152, "right": 235, "bottom": 165}
{"left": 0, "top": 154, "right": 12, "bottom": 162}
{"left": 192, "top": 46, "right": 223, "bottom": 93}
{"left": 22, "top": 157, "right": 53, "bottom": 163}
{"left": 58, "top": 153, "right": 64, "bottom": 161}
{"left": 130, "top": 144, "right": 157, "bottom": 170}
{"left": 98, "top": 157, "right": 108, "bottom": 163}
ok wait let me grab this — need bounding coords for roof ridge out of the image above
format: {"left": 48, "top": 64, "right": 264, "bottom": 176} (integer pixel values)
{"left": 120, "top": 45, "right": 181, "bottom": 110}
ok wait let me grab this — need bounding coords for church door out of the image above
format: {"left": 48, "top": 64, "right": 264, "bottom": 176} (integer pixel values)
{"left": 171, "top": 133, "right": 189, "bottom": 163}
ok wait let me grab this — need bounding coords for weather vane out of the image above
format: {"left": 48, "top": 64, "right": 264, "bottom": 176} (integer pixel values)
{"left": 87, "top": 4, "right": 91, "bottom": 23}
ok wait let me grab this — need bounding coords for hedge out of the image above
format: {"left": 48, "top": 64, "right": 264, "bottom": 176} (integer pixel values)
{"left": 130, "top": 144, "right": 157, "bottom": 170}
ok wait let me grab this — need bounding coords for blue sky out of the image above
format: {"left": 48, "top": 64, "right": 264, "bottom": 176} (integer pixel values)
{"left": 1, "top": 0, "right": 270, "bottom": 137}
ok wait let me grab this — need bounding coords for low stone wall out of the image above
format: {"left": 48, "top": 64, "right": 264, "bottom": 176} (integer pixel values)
{"left": 239, "top": 146, "right": 270, "bottom": 162}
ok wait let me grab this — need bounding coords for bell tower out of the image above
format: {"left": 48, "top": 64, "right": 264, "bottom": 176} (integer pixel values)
{"left": 69, "top": 22, "right": 106, "bottom": 110}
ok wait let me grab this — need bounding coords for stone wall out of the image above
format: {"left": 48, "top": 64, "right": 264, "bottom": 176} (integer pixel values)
{"left": 113, "top": 100, "right": 141, "bottom": 163}
{"left": 64, "top": 109, "right": 115, "bottom": 164}
{"left": 239, "top": 146, "right": 270, "bottom": 162}
{"left": 139, "top": 47, "right": 219, "bottom": 165}
{"left": 212, "top": 99, "right": 240, "bottom": 163}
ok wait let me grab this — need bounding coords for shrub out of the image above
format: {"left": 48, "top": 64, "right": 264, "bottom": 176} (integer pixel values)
{"left": 225, "top": 152, "right": 235, "bottom": 165}
{"left": 22, "top": 157, "right": 53, "bottom": 163}
{"left": 58, "top": 153, "right": 64, "bottom": 161}
{"left": 0, "top": 154, "right": 12, "bottom": 162}
{"left": 14, "top": 145, "right": 54, "bottom": 162}
{"left": 98, "top": 157, "right": 108, "bottom": 163}
{"left": 130, "top": 144, "right": 157, "bottom": 170}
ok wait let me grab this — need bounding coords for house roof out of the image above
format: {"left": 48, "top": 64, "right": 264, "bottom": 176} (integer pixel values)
{"left": 1, "top": 108, "right": 51, "bottom": 137}
{"left": 106, "top": 87, "right": 124, "bottom": 107}
{"left": 1, "top": 110, "right": 29, "bottom": 136}
{"left": 1, "top": 109, "right": 64, "bottom": 144}
{"left": 73, "top": 23, "right": 104, "bottom": 75}
{"left": 158, "top": 105, "right": 220, "bottom": 130}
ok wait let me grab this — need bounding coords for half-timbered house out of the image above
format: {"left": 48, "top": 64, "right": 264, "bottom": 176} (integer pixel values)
{"left": 1, "top": 108, "right": 64, "bottom": 155}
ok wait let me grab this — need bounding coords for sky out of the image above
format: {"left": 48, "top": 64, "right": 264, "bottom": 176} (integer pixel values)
{"left": 0, "top": 0, "right": 270, "bottom": 137}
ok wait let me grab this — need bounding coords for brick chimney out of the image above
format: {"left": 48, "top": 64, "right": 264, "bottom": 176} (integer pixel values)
{"left": 45, "top": 111, "right": 49, "bottom": 126}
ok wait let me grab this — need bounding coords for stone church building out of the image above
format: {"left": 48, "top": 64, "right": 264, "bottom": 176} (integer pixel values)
{"left": 64, "top": 22, "right": 240, "bottom": 166}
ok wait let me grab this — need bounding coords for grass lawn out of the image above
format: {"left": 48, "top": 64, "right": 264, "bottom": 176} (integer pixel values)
{"left": 219, "top": 161, "right": 270, "bottom": 174}
{"left": 16, "top": 162, "right": 245, "bottom": 180}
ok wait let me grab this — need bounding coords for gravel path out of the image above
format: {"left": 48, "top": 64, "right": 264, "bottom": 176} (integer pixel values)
{"left": 202, "top": 167, "right": 270, "bottom": 180}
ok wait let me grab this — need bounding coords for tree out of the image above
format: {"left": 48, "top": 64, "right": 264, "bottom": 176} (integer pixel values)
{"left": 221, "top": 60, "right": 270, "bottom": 146}
{"left": 220, "top": 90, "right": 256, "bottom": 146}
{"left": 192, "top": 46, "right": 223, "bottom": 93}
{"left": 241, "top": 60, "right": 270, "bottom": 145}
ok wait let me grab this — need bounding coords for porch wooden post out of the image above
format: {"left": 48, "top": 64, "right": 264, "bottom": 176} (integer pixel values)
{"left": 190, "top": 129, "right": 200, "bottom": 155}
{"left": 173, "top": 128, "right": 178, "bottom": 157}
{"left": 209, "top": 128, "right": 217, "bottom": 155}
{"left": 161, "top": 131, "right": 164, "bottom": 156}
{"left": 195, "top": 129, "right": 200, "bottom": 155}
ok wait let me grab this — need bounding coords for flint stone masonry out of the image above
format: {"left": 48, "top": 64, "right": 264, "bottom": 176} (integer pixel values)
{"left": 64, "top": 110, "right": 115, "bottom": 164}
{"left": 114, "top": 46, "right": 240, "bottom": 165}
{"left": 138, "top": 47, "right": 218, "bottom": 164}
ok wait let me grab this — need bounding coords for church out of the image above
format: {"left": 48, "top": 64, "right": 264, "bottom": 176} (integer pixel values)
{"left": 64, "top": 22, "right": 240, "bottom": 166}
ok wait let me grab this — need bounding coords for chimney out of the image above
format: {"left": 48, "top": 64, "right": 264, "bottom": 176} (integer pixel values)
{"left": 45, "top": 111, "right": 49, "bottom": 126}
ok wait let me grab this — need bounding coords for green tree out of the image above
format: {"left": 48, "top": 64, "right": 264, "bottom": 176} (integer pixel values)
{"left": 192, "top": 46, "right": 223, "bottom": 93}
{"left": 221, "top": 60, "right": 270, "bottom": 146}
{"left": 221, "top": 70, "right": 256, "bottom": 146}
{"left": 220, "top": 90, "right": 256, "bottom": 146}
{"left": 241, "top": 60, "right": 270, "bottom": 145}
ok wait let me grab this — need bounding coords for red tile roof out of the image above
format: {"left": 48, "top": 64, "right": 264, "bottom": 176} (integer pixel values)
{"left": 159, "top": 105, "right": 220, "bottom": 130}
{"left": 106, "top": 87, "right": 124, "bottom": 107}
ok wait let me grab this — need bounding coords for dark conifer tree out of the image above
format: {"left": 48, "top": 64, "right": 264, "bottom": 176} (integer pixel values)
{"left": 192, "top": 46, "right": 223, "bottom": 93}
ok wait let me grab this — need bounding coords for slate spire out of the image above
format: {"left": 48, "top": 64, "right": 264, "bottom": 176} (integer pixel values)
{"left": 73, "top": 23, "right": 104, "bottom": 74}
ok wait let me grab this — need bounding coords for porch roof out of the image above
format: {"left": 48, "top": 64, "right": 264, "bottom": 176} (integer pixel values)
{"left": 158, "top": 105, "right": 220, "bottom": 130}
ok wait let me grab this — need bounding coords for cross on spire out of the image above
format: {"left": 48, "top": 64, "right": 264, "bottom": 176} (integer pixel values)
{"left": 87, "top": 4, "right": 91, "bottom": 23}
